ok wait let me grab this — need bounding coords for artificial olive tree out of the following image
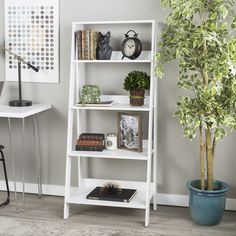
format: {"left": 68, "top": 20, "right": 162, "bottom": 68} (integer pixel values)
{"left": 156, "top": 0, "right": 236, "bottom": 190}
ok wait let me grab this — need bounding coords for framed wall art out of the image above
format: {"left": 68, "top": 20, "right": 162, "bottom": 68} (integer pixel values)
{"left": 117, "top": 112, "right": 143, "bottom": 152}
{"left": 4, "top": 0, "right": 59, "bottom": 83}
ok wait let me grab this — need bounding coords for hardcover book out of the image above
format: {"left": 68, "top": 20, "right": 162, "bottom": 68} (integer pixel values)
{"left": 76, "top": 30, "right": 82, "bottom": 60}
{"left": 84, "top": 29, "right": 90, "bottom": 60}
{"left": 76, "top": 145, "right": 104, "bottom": 151}
{"left": 77, "top": 140, "right": 104, "bottom": 146}
{"left": 87, "top": 187, "right": 137, "bottom": 203}
{"left": 81, "top": 30, "right": 86, "bottom": 60}
{"left": 79, "top": 133, "right": 105, "bottom": 141}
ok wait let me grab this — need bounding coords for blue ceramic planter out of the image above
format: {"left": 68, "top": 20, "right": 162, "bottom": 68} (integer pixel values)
{"left": 187, "top": 180, "right": 229, "bottom": 226}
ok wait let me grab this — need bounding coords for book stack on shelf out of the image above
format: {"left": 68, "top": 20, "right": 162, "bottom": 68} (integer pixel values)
{"left": 76, "top": 133, "right": 105, "bottom": 151}
{"left": 76, "top": 29, "right": 98, "bottom": 60}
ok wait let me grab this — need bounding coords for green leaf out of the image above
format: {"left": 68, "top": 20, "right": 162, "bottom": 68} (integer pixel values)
{"left": 155, "top": 66, "right": 164, "bottom": 78}
{"left": 211, "top": 86, "right": 217, "bottom": 95}
{"left": 210, "top": 12, "right": 217, "bottom": 21}
{"left": 194, "top": 120, "right": 201, "bottom": 129}
{"left": 219, "top": 5, "right": 228, "bottom": 19}
{"left": 231, "top": 15, "right": 236, "bottom": 28}
{"left": 215, "top": 128, "right": 226, "bottom": 140}
{"left": 232, "top": 80, "right": 236, "bottom": 94}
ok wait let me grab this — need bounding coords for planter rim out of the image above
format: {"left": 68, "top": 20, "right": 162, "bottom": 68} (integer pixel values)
{"left": 187, "top": 179, "right": 229, "bottom": 195}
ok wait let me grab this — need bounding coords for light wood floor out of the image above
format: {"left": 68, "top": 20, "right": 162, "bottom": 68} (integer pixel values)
{"left": 0, "top": 192, "right": 235, "bottom": 236}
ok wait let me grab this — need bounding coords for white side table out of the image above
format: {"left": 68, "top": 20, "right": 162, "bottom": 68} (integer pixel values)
{"left": 0, "top": 103, "right": 51, "bottom": 213}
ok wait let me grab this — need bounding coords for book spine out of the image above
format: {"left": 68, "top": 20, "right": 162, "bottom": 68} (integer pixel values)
{"left": 87, "top": 196, "right": 128, "bottom": 202}
{"left": 81, "top": 30, "right": 86, "bottom": 60}
{"left": 79, "top": 136, "right": 104, "bottom": 141}
{"left": 77, "top": 140, "right": 104, "bottom": 146}
{"left": 79, "top": 134, "right": 105, "bottom": 141}
{"left": 76, "top": 30, "right": 82, "bottom": 60}
{"left": 93, "top": 31, "right": 98, "bottom": 60}
{"left": 84, "top": 29, "right": 90, "bottom": 60}
{"left": 76, "top": 145, "right": 104, "bottom": 151}
{"left": 87, "top": 197, "right": 99, "bottom": 200}
{"left": 89, "top": 30, "right": 94, "bottom": 60}
{"left": 89, "top": 30, "right": 97, "bottom": 60}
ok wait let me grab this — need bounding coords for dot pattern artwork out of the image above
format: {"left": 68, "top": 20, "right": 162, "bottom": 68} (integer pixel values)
{"left": 4, "top": 0, "right": 59, "bottom": 83}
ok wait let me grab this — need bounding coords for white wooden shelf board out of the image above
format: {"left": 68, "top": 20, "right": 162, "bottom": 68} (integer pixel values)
{"left": 68, "top": 140, "right": 152, "bottom": 160}
{"left": 72, "top": 20, "right": 155, "bottom": 25}
{"left": 66, "top": 178, "right": 154, "bottom": 209}
{"left": 71, "top": 103, "right": 150, "bottom": 111}
{"left": 71, "top": 95, "right": 150, "bottom": 111}
{"left": 73, "top": 51, "right": 152, "bottom": 63}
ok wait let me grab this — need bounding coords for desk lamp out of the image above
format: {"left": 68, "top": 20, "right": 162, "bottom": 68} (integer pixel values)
{"left": 2, "top": 47, "right": 39, "bottom": 107}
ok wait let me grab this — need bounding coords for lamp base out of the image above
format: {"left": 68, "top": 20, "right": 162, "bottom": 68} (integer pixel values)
{"left": 9, "top": 100, "right": 32, "bottom": 107}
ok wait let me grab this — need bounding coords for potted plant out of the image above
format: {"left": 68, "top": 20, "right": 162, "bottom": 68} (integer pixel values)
{"left": 156, "top": 0, "right": 236, "bottom": 225}
{"left": 123, "top": 70, "right": 150, "bottom": 106}
{"left": 80, "top": 85, "right": 101, "bottom": 104}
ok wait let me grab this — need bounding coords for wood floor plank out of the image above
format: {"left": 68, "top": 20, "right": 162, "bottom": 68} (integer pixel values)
{"left": 0, "top": 192, "right": 235, "bottom": 236}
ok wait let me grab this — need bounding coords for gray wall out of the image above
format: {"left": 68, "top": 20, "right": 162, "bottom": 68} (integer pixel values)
{"left": 0, "top": 0, "right": 236, "bottom": 199}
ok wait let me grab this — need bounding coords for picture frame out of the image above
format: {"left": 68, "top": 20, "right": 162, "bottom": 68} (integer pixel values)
{"left": 117, "top": 112, "right": 142, "bottom": 152}
{"left": 4, "top": 0, "right": 59, "bottom": 83}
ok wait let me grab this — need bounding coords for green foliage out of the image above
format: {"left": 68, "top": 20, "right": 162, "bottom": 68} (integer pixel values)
{"left": 80, "top": 85, "right": 101, "bottom": 104}
{"left": 157, "top": 0, "right": 236, "bottom": 141}
{"left": 124, "top": 71, "right": 150, "bottom": 91}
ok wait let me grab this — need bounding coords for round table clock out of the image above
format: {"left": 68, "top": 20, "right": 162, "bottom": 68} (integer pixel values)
{"left": 121, "top": 30, "right": 142, "bottom": 60}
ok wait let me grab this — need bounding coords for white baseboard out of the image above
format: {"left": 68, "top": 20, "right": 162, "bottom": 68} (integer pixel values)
{"left": 0, "top": 181, "right": 235, "bottom": 211}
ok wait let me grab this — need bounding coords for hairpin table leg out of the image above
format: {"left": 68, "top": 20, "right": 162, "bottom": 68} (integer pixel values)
{"left": 8, "top": 118, "right": 20, "bottom": 213}
{"left": 21, "top": 118, "right": 25, "bottom": 212}
{"left": 0, "top": 147, "right": 10, "bottom": 207}
{"left": 33, "top": 115, "right": 42, "bottom": 197}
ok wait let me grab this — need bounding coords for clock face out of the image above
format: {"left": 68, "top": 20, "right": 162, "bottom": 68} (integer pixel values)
{"left": 123, "top": 39, "right": 136, "bottom": 57}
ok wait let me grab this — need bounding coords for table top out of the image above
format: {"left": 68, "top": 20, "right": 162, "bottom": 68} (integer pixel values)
{"left": 0, "top": 103, "right": 52, "bottom": 118}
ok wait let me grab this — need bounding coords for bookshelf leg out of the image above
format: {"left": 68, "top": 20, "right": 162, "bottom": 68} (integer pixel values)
{"left": 153, "top": 69, "right": 158, "bottom": 212}
{"left": 63, "top": 202, "right": 69, "bottom": 219}
{"left": 153, "top": 194, "right": 157, "bottom": 211}
{"left": 64, "top": 155, "right": 71, "bottom": 219}
{"left": 145, "top": 207, "right": 150, "bottom": 227}
{"left": 153, "top": 154, "right": 157, "bottom": 211}
{"left": 145, "top": 157, "right": 151, "bottom": 227}
{"left": 77, "top": 157, "right": 81, "bottom": 187}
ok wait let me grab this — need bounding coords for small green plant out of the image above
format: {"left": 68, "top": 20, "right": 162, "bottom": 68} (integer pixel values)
{"left": 80, "top": 85, "right": 101, "bottom": 104}
{"left": 124, "top": 71, "right": 150, "bottom": 91}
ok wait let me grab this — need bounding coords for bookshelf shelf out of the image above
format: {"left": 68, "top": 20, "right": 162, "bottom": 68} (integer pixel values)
{"left": 67, "top": 179, "right": 154, "bottom": 209}
{"left": 71, "top": 104, "right": 150, "bottom": 111}
{"left": 68, "top": 140, "right": 151, "bottom": 160}
{"left": 71, "top": 95, "right": 150, "bottom": 111}
{"left": 64, "top": 20, "right": 158, "bottom": 227}
{"left": 73, "top": 51, "right": 152, "bottom": 63}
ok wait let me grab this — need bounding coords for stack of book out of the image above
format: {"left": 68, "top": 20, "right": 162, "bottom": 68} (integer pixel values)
{"left": 76, "top": 133, "right": 105, "bottom": 151}
{"left": 76, "top": 29, "right": 98, "bottom": 60}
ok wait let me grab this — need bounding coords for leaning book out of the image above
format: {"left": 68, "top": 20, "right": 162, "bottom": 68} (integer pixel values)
{"left": 86, "top": 187, "right": 137, "bottom": 203}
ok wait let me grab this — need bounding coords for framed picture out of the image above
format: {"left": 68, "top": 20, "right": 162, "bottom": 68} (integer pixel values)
{"left": 4, "top": 0, "right": 59, "bottom": 83}
{"left": 117, "top": 112, "right": 142, "bottom": 152}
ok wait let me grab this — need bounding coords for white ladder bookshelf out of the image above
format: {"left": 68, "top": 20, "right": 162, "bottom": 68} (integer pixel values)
{"left": 63, "top": 20, "right": 158, "bottom": 227}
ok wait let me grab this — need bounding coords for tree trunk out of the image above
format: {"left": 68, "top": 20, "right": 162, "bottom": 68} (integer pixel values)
{"left": 212, "top": 137, "right": 216, "bottom": 159}
{"left": 200, "top": 126, "right": 205, "bottom": 190}
{"left": 206, "top": 127, "right": 214, "bottom": 190}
